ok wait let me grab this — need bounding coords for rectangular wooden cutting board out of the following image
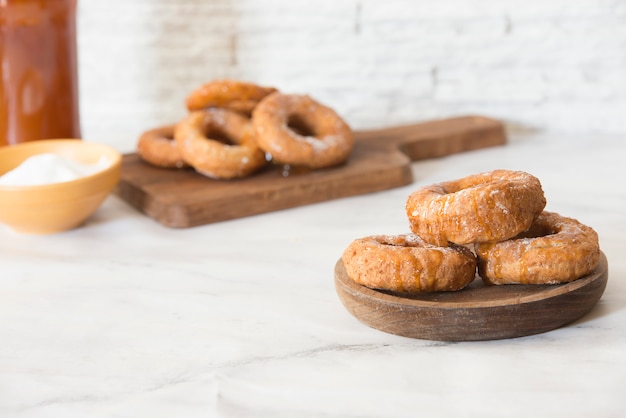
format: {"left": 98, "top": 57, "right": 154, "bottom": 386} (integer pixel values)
{"left": 115, "top": 115, "right": 506, "bottom": 228}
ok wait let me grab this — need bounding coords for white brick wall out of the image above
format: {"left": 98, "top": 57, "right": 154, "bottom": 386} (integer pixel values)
{"left": 77, "top": 0, "right": 626, "bottom": 151}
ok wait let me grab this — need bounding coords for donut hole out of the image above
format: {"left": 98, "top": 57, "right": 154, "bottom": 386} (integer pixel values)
{"left": 204, "top": 125, "right": 237, "bottom": 146}
{"left": 517, "top": 222, "right": 556, "bottom": 239}
{"left": 286, "top": 114, "right": 316, "bottom": 137}
{"left": 273, "top": 114, "right": 319, "bottom": 176}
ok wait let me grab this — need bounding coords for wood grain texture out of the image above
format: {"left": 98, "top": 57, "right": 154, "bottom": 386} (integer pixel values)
{"left": 115, "top": 115, "right": 506, "bottom": 228}
{"left": 334, "top": 252, "right": 608, "bottom": 341}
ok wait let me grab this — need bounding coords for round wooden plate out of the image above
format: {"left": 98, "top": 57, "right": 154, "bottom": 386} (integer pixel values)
{"left": 334, "top": 252, "right": 608, "bottom": 341}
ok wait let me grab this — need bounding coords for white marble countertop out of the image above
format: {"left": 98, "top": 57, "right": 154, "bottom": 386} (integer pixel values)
{"left": 1, "top": 132, "right": 625, "bottom": 417}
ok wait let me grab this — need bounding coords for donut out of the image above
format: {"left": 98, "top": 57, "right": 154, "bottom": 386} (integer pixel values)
{"left": 252, "top": 92, "right": 354, "bottom": 169}
{"left": 475, "top": 211, "right": 600, "bottom": 285}
{"left": 341, "top": 234, "right": 477, "bottom": 293}
{"left": 405, "top": 170, "right": 546, "bottom": 247}
{"left": 185, "top": 79, "right": 277, "bottom": 115}
{"left": 174, "top": 108, "right": 267, "bottom": 179}
{"left": 136, "top": 124, "right": 188, "bottom": 168}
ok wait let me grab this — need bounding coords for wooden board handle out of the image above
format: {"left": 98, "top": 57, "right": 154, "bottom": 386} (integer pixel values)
{"left": 354, "top": 115, "right": 507, "bottom": 161}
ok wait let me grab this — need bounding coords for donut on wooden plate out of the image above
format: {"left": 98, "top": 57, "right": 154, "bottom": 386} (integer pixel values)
{"left": 341, "top": 234, "right": 477, "bottom": 293}
{"left": 252, "top": 92, "right": 354, "bottom": 169}
{"left": 137, "top": 124, "right": 188, "bottom": 168}
{"left": 405, "top": 170, "right": 546, "bottom": 246}
{"left": 476, "top": 211, "right": 600, "bottom": 285}
{"left": 185, "top": 79, "right": 277, "bottom": 115}
{"left": 174, "top": 108, "right": 266, "bottom": 179}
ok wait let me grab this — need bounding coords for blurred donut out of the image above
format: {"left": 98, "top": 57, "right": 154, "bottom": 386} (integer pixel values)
{"left": 174, "top": 108, "right": 266, "bottom": 179}
{"left": 476, "top": 211, "right": 600, "bottom": 285}
{"left": 136, "top": 124, "right": 187, "bottom": 168}
{"left": 341, "top": 234, "right": 477, "bottom": 293}
{"left": 252, "top": 92, "right": 354, "bottom": 169}
{"left": 406, "top": 170, "right": 546, "bottom": 246}
{"left": 185, "top": 79, "right": 277, "bottom": 115}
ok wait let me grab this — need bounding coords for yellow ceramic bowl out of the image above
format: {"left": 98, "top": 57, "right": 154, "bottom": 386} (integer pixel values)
{"left": 0, "top": 139, "right": 122, "bottom": 234}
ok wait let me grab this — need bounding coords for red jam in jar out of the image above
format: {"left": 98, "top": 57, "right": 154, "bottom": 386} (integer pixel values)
{"left": 0, "top": 0, "right": 80, "bottom": 146}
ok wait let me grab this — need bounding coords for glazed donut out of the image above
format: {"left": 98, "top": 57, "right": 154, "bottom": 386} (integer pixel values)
{"left": 174, "top": 108, "right": 267, "bottom": 179}
{"left": 405, "top": 170, "right": 546, "bottom": 247}
{"left": 252, "top": 92, "right": 354, "bottom": 169}
{"left": 341, "top": 234, "right": 477, "bottom": 293}
{"left": 476, "top": 211, "right": 600, "bottom": 285}
{"left": 185, "top": 79, "right": 277, "bottom": 115}
{"left": 137, "top": 124, "right": 187, "bottom": 168}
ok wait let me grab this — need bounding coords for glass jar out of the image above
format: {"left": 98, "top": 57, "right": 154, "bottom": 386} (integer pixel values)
{"left": 0, "top": 0, "right": 80, "bottom": 146}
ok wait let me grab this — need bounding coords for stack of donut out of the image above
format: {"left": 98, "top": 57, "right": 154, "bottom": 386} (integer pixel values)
{"left": 136, "top": 80, "right": 354, "bottom": 179}
{"left": 342, "top": 169, "right": 600, "bottom": 293}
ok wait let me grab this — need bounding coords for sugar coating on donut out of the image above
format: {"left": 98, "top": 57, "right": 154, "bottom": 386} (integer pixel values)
{"left": 475, "top": 211, "right": 600, "bottom": 284}
{"left": 341, "top": 234, "right": 477, "bottom": 293}
{"left": 252, "top": 93, "right": 354, "bottom": 169}
{"left": 174, "top": 108, "right": 267, "bottom": 179}
{"left": 406, "top": 170, "right": 546, "bottom": 246}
